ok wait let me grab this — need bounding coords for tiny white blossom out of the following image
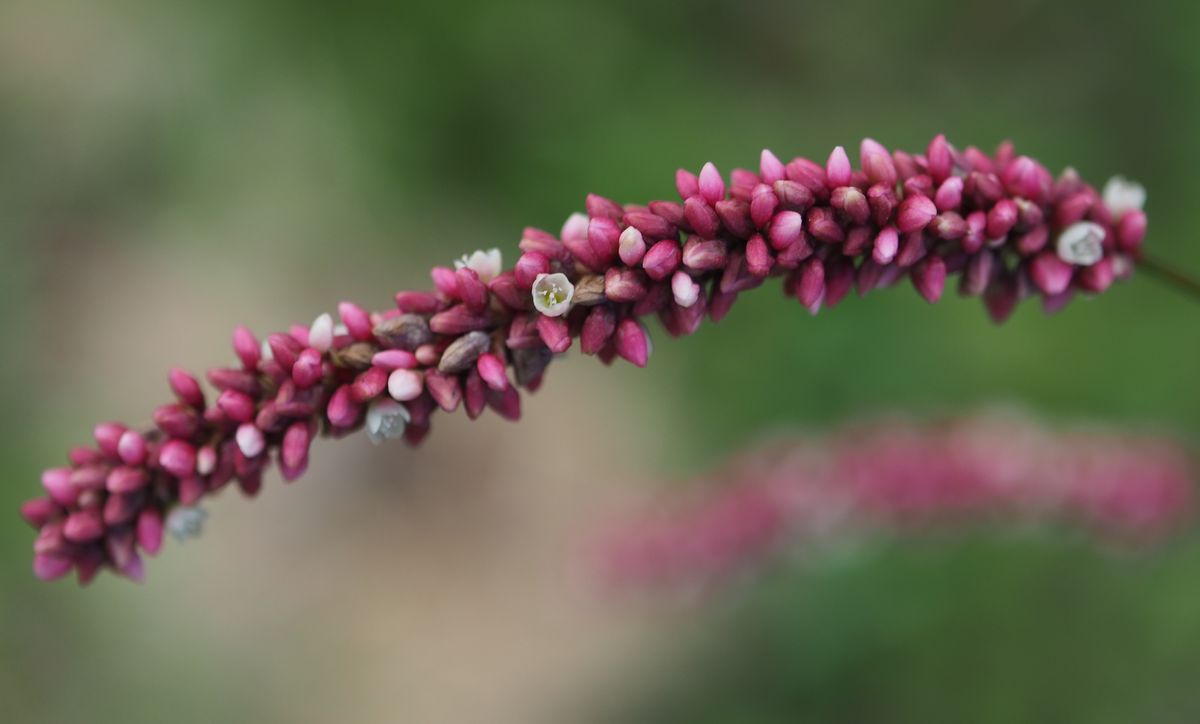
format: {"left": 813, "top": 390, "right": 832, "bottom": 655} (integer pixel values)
{"left": 1056, "top": 221, "right": 1106, "bottom": 266}
{"left": 166, "top": 506, "right": 208, "bottom": 543}
{"left": 309, "top": 313, "right": 334, "bottom": 352}
{"left": 532, "top": 272, "right": 574, "bottom": 317}
{"left": 1102, "top": 176, "right": 1146, "bottom": 218}
{"left": 366, "top": 398, "right": 410, "bottom": 445}
{"left": 453, "top": 248, "right": 503, "bottom": 283}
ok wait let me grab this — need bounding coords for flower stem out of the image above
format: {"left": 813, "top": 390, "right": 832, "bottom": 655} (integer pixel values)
{"left": 1139, "top": 255, "right": 1200, "bottom": 304}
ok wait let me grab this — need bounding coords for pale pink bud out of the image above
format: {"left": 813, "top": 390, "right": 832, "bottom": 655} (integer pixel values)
{"left": 387, "top": 369, "right": 424, "bottom": 402}
{"left": 196, "top": 445, "right": 217, "bottom": 476}
{"left": 675, "top": 168, "right": 699, "bottom": 199}
{"left": 698, "top": 162, "right": 726, "bottom": 204}
{"left": 42, "top": 467, "right": 76, "bottom": 506}
{"left": 934, "top": 176, "right": 963, "bottom": 211}
{"left": 619, "top": 226, "right": 647, "bottom": 266}
{"left": 282, "top": 421, "right": 312, "bottom": 470}
{"left": 106, "top": 466, "right": 148, "bottom": 493}
{"left": 768, "top": 210, "right": 804, "bottom": 251}
{"left": 759, "top": 149, "right": 786, "bottom": 184}
{"left": 825, "top": 145, "right": 852, "bottom": 188}
{"left": 897, "top": 195, "right": 937, "bottom": 233}
{"left": 33, "top": 554, "right": 72, "bottom": 581}
{"left": 291, "top": 348, "right": 324, "bottom": 389}
{"left": 308, "top": 313, "right": 334, "bottom": 353}
{"left": 561, "top": 212, "right": 590, "bottom": 242}
{"left": 159, "top": 439, "right": 197, "bottom": 478}
{"left": 860, "top": 138, "right": 897, "bottom": 187}
{"left": 337, "top": 301, "right": 373, "bottom": 341}
{"left": 672, "top": 270, "right": 701, "bottom": 308}
{"left": 615, "top": 318, "right": 650, "bottom": 368}
{"left": 93, "top": 422, "right": 125, "bottom": 459}
{"left": 430, "top": 266, "right": 459, "bottom": 298}
{"left": 682, "top": 238, "right": 728, "bottom": 271}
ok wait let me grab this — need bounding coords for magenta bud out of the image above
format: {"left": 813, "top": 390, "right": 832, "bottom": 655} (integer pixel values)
{"left": 1030, "top": 251, "right": 1074, "bottom": 295}
{"left": 614, "top": 318, "right": 650, "bottom": 368}
{"left": 455, "top": 267, "right": 489, "bottom": 313}
{"left": 486, "top": 385, "right": 522, "bottom": 422}
{"left": 106, "top": 466, "right": 149, "bottom": 493}
{"left": 618, "top": 226, "right": 647, "bottom": 267}
{"left": 624, "top": 211, "right": 677, "bottom": 241}
{"left": 824, "top": 257, "right": 855, "bottom": 309}
{"left": 912, "top": 256, "right": 947, "bottom": 303}
{"left": 897, "top": 195, "right": 937, "bottom": 233}
{"left": 68, "top": 446, "right": 105, "bottom": 467}
{"left": 648, "top": 201, "right": 685, "bottom": 228}
{"left": 605, "top": 267, "right": 649, "bottom": 303}
{"left": 768, "top": 210, "right": 804, "bottom": 251}
{"left": 776, "top": 235, "right": 814, "bottom": 269}
{"left": 267, "top": 333, "right": 303, "bottom": 370}
{"left": 282, "top": 421, "right": 312, "bottom": 471}
{"left": 642, "top": 240, "right": 682, "bottom": 281}
{"left": 985, "top": 199, "right": 1018, "bottom": 239}
{"left": 760, "top": 149, "right": 786, "bottom": 184}
{"left": 351, "top": 366, "right": 389, "bottom": 403}
{"left": 488, "top": 273, "right": 532, "bottom": 311}
{"left": 796, "top": 258, "right": 825, "bottom": 313}
{"left": 927, "top": 134, "right": 953, "bottom": 183}
{"left": 464, "top": 370, "right": 487, "bottom": 420}
{"left": 683, "top": 196, "right": 721, "bottom": 238}
{"left": 586, "top": 193, "right": 624, "bottom": 221}
{"left": 33, "top": 554, "right": 73, "bottom": 581}
{"left": 588, "top": 216, "right": 621, "bottom": 265}
{"left": 476, "top": 353, "right": 509, "bottom": 391}
{"left": 985, "top": 274, "right": 1019, "bottom": 324}
{"left": 773, "top": 180, "right": 816, "bottom": 212}
{"left": 1002, "top": 156, "right": 1051, "bottom": 201}
{"left": 394, "top": 290, "right": 442, "bottom": 315}
{"left": 825, "top": 146, "right": 852, "bottom": 188}
{"left": 42, "top": 467, "right": 77, "bottom": 506}
{"left": 21, "top": 498, "right": 59, "bottom": 528}
{"left": 675, "top": 168, "right": 699, "bottom": 200}
{"left": 425, "top": 370, "right": 463, "bottom": 412}
{"left": 856, "top": 259, "right": 887, "bottom": 297}
{"left": 326, "top": 385, "right": 360, "bottom": 428}
{"left": 682, "top": 238, "right": 728, "bottom": 271}
{"left": 206, "top": 367, "right": 261, "bottom": 397}
{"left": 536, "top": 314, "right": 572, "bottom": 354}
{"left": 232, "top": 326, "right": 261, "bottom": 370}
{"left": 63, "top": 509, "right": 104, "bottom": 543}
{"left": 934, "top": 176, "right": 963, "bottom": 211}
{"left": 1078, "top": 257, "right": 1115, "bottom": 293}
{"left": 159, "top": 439, "right": 197, "bottom": 478}
{"left": 216, "top": 389, "right": 257, "bottom": 423}
{"left": 338, "top": 301, "right": 374, "bottom": 341}
{"left": 714, "top": 199, "right": 754, "bottom": 239}
{"left": 291, "top": 348, "right": 324, "bottom": 389}
{"left": 860, "top": 138, "right": 897, "bottom": 187}
{"left": 806, "top": 207, "right": 845, "bottom": 244}
{"left": 581, "top": 305, "right": 617, "bottom": 355}
{"left": 136, "top": 507, "right": 164, "bottom": 555}
{"left": 153, "top": 403, "right": 199, "bottom": 438}
{"left": 1016, "top": 226, "right": 1049, "bottom": 256}
{"left": 515, "top": 251, "right": 551, "bottom": 288}
{"left": 831, "top": 186, "right": 869, "bottom": 225}
{"left": 785, "top": 157, "right": 828, "bottom": 197}
{"left": 698, "top": 162, "right": 726, "bottom": 204}
{"left": 429, "top": 304, "right": 491, "bottom": 335}
{"left": 431, "top": 265, "right": 459, "bottom": 299}
{"left": 843, "top": 226, "right": 872, "bottom": 256}
{"left": 167, "top": 368, "right": 205, "bottom": 409}
{"left": 1117, "top": 210, "right": 1146, "bottom": 252}
{"left": 745, "top": 235, "right": 775, "bottom": 277}
{"left": 896, "top": 232, "right": 928, "bottom": 268}
{"left": 930, "top": 212, "right": 967, "bottom": 241}
{"left": 750, "top": 184, "right": 779, "bottom": 229}
{"left": 116, "top": 430, "right": 147, "bottom": 466}
{"left": 963, "top": 250, "right": 995, "bottom": 296}
{"left": 93, "top": 422, "right": 126, "bottom": 459}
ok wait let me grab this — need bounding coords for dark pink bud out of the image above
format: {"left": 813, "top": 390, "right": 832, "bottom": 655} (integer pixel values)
{"left": 806, "top": 207, "right": 845, "bottom": 244}
{"left": 624, "top": 211, "right": 677, "bottom": 241}
{"left": 206, "top": 367, "right": 261, "bottom": 396}
{"left": 986, "top": 199, "right": 1018, "bottom": 239}
{"left": 930, "top": 212, "right": 967, "bottom": 241}
{"left": 106, "top": 466, "right": 149, "bottom": 494}
{"left": 934, "top": 176, "right": 963, "bottom": 211}
{"left": 826, "top": 146, "right": 852, "bottom": 188}
{"left": 912, "top": 256, "right": 947, "bottom": 303}
{"left": 1002, "top": 156, "right": 1050, "bottom": 201}
{"left": 431, "top": 266, "right": 459, "bottom": 299}
{"left": 750, "top": 184, "right": 779, "bottom": 229}
{"left": 267, "top": 333, "right": 303, "bottom": 370}
{"left": 519, "top": 227, "right": 568, "bottom": 261}
{"left": 1077, "top": 257, "right": 1115, "bottom": 293}
{"left": 290, "top": 348, "right": 323, "bottom": 389}
{"left": 896, "top": 232, "right": 928, "bottom": 268}
{"left": 488, "top": 272, "right": 532, "bottom": 311}
{"left": 93, "top": 422, "right": 125, "bottom": 459}
{"left": 117, "top": 430, "right": 147, "bottom": 466}
{"left": 536, "top": 314, "right": 572, "bottom": 354}
{"left": 963, "top": 250, "right": 995, "bottom": 296}
{"left": 647, "top": 201, "right": 685, "bottom": 228}
{"left": 1117, "top": 210, "right": 1146, "bottom": 252}
{"left": 1013, "top": 198, "right": 1044, "bottom": 230}
{"left": 132, "top": 508, "right": 162, "bottom": 556}
{"left": 588, "top": 216, "right": 621, "bottom": 266}
{"left": 985, "top": 274, "right": 1019, "bottom": 324}
{"left": 176, "top": 475, "right": 205, "bottom": 505}
{"left": 965, "top": 145, "right": 997, "bottom": 173}
{"left": 394, "top": 290, "right": 442, "bottom": 315}
{"left": 698, "top": 162, "right": 726, "bottom": 204}
{"left": 842, "top": 226, "right": 872, "bottom": 256}
{"left": 168, "top": 368, "right": 205, "bottom": 408}
{"left": 860, "top": 138, "right": 897, "bottom": 187}
{"left": 785, "top": 157, "right": 828, "bottom": 198}
{"left": 768, "top": 210, "right": 804, "bottom": 250}
{"left": 683, "top": 197, "right": 721, "bottom": 238}
{"left": 615, "top": 318, "right": 650, "bottom": 368}
{"left": 824, "top": 257, "right": 855, "bottom": 309}
{"left": 68, "top": 446, "right": 105, "bottom": 467}
{"left": 642, "top": 240, "right": 682, "bottom": 281}
{"left": 64, "top": 509, "right": 104, "bottom": 542}
{"left": 42, "top": 467, "right": 77, "bottom": 506}
{"left": 581, "top": 305, "right": 617, "bottom": 355}
{"left": 675, "top": 168, "right": 699, "bottom": 199}
{"left": 338, "top": 301, "right": 374, "bottom": 341}
{"left": 1030, "top": 251, "right": 1074, "bottom": 295}
{"left": 586, "top": 193, "right": 624, "bottom": 221}
{"left": 153, "top": 403, "right": 199, "bottom": 438}
{"left": 897, "top": 195, "right": 937, "bottom": 233}
{"left": 70, "top": 465, "right": 108, "bottom": 492}
{"left": 714, "top": 199, "right": 754, "bottom": 239}
{"left": 893, "top": 150, "right": 920, "bottom": 180}
{"left": 232, "top": 326, "right": 261, "bottom": 370}
{"left": 429, "top": 304, "right": 491, "bottom": 335}
{"left": 464, "top": 370, "right": 487, "bottom": 420}
{"left": 455, "top": 268, "right": 489, "bottom": 313}
{"left": 350, "top": 366, "right": 389, "bottom": 403}
{"left": 682, "top": 238, "right": 728, "bottom": 271}
{"left": 856, "top": 259, "right": 887, "bottom": 296}
{"left": 1016, "top": 226, "right": 1049, "bottom": 256}
{"left": 1054, "top": 191, "right": 1093, "bottom": 228}
{"left": 776, "top": 236, "right": 814, "bottom": 269}
{"left": 605, "top": 267, "right": 649, "bottom": 303}
{"left": 904, "top": 175, "right": 935, "bottom": 199}
{"left": 796, "top": 258, "right": 825, "bottom": 313}
{"left": 746, "top": 235, "right": 775, "bottom": 277}
{"left": 773, "top": 180, "right": 816, "bottom": 211}
{"left": 476, "top": 353, "right": 510, "bottom": 391}
{"left": 33, "top": 554, "right": 72, "bottom": 581}
{"left": 216, "top": 389, "right": 257, "bottom": 423}
{"left": 21, "top": 498, "right": 59, "bottom": 528}
{"left": 159, "top": 439, "right": 197, "bottom": 478}
{"left": 326, "top": 385, "right": 360, "bottom": 428}
{"left": 831, "top": 186, "right": 869, "bottom": 225}
{"left": 867, "top": 184, "right": 897, "bottom": 227}
{"left": 515, "top": 251, "right": 551, "bottom": 289}
{"left": 424, "top": 370, "right": 462, "bottom": 412}
{"left": 486, "top": 385, "right": 522, "bottom": 422}
{"left": 926, "top": 134, "right": 953, "bottom": 183}
{"left": 282, "top": 421, "right": 312, "bottom": 471}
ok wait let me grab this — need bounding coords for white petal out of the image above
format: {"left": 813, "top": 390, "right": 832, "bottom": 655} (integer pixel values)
{"left": 166, "top": 506, "right": 208, "bottom": 542}
{"left": 309, "top": 313, "right": 334, "bottom": 352}
{"left": 672, "top": 270, "right": 700, "bottom": 307}
{"left": 1102, "top": 175, "right": 1146, "bottom": 217}
{"left": 1056, "top": 222, "right": 1105, "bottom": 266}
{"left": 367, "top": 399, "right": 409, "bottom": 444}
{"left": 532, "top": 272, "right": 574, "bottom": 317}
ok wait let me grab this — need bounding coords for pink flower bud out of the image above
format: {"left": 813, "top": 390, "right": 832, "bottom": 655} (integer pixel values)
{"left": 683, "top": 197, "right": 720, "bottom": 238}
{"left": 618, "top": 226, "right": 647, "bottom": 266}
{"left": 267, "top": 333, "right": 303, "bottom": 370}
{"left": 806, "top": 206, "right": 845, "bottom": 244}
{"left": 796, "top": 258, "right": 825, "bottom": 313}
{"left": 615, "top": 318, "right": 650, "bottom": 368}
{"left": 455, "top": 268, "right": 489, "bottom": 313}
{"left": 759, "top": 149, "right": 786, "bottom": 184}
{"left": 168, "top": 368, "right": 205, "bottom": 409}
{"left": 515, "top": 251, "right": 551, "bottom": 288}
{"left": 153, "top": 403, "right": 199, "bottom": 438}
{"left": 581, "top": 305, "right": 617, "bottom": 355}
{"left": 698, "top": 162, "right": 726, "bottom": 204}
{"left": 1117, "top": 210, "right": 1146, "bottom": 252}
{"left": 934, "top": 176, "right": 963, "bottom": 211}
{"left": 232, "top": 326, "right": 261, "bottom": 370}
{"left": 671, "top": 270, "right": 701, "bottom": 308}
{"left": 682, "top": 238, "right": 728, "bottom": 271}
{"left": 159, "top": 439, "right": 197, "bottom": 478}
{"left": 42, "top": 467, "right": 76, "bottom": 506}
{"left": 897, "top": 195, "right": 937, "bottom": 233}
{"left": 931, "top": 212, "right": 967, "bottom": 241}
{"left": 106, "top": 466, "right": 149, "bottom": 493}
{"left": 291, "top": 348, "right": 324, "bottom": 389}
{"left": 387, "top": 369, "right": 424, "bottom": 402}
{"left": 308, "top": 313, "right": 334, "bottom": 353}
{"left": 831, "top": 186, "right": 869, "bottom": 225}
{"left": 768, "top": 210, "right": 804, "bottom": 251}
{"left": 424, "top": 371, "right": 462, "bottom": 412}
{"left": 675, "top": 168, "right": 699, "bottom": 199}
{"left": 33, "top": 554, "right": 72, "bottom": 581}
{"left": 137, "top": 507, "right": 164, "bottom": 555}
{"left": 63, "top": 509, "right": 104, "bottom": 542}
{"left": 476, "top": 353, "right": 509, "bottom": 391}
{"left": 1030, "top": 251, "right": 1074, "bottom": 296}
{"left": 588, "top": 216, "right": 621, "bottom": 266}
{"left": 429, "top": 304, "right": 492, "bottom": 335}
{"left": 624, "top": 211, "right": 677, "bottom": 240}
{"left": 867, "top": 184, "right": 897, "bottom": 227}
{"left": 326, "top": 385, "right": 361, "bottom": 428}
{"left": 281, "top": 420, "right": 312, "bottom": 470}
{"left": 912, "top": 256, "right": 947, "bottom": 303}
{"left": 20, "top": 498, "right": 59, "bottom": 528}
{"left": 927, "top": 134, "right": 953, "bottom": 183}
{"left": 859, "top": 138, "right": 897, "bottom": 187}
{"left": 825, "top": 146, "right": 852, "bottom": 188}
{"left": 431, "top": 266, "right": 460, "bottom": 298}
{"left": 745, "top": 234, "right": 774, "bottom": 277}
{"left": 536, "top": 314, "right": 572, "bottom": 353}
{"left": 217, "top": 389, "right": 257, "bottom": 423}
{"left": 351, "top": 366, "right": 389, "bottom": 403}
{"left": 117, "top": 430, "right": 147, "bottom": 466}
{"left": 394, "top": 290, "right": 442, "bottom": 315}
{"left": 642, "top": 240, "right": 682, "bottom": 281}
{"left": 93, "top": 422, "right": 125, "bottom": 459}
{"left": 963, "top": 249, "right": 995, "bottom": 296}
{"left": 337, "top": 301, "right": 373, "bottom": 341}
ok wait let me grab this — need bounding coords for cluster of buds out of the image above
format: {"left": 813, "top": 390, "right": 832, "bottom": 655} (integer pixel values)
{"left": 597, "top": 414, "right": 1194, "bottom": 592}
{"left": 22, "top": 136, "right": 1149, "bottom": 584}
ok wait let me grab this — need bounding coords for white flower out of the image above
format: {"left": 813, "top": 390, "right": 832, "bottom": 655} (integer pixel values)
{"left": 366, "top": 398, "right": 410, "bottom": 445}
{"left": 454, "top": 248, "right": 503, "bottom": 283}
{"left": 532, "top": 272, "right": 574, "bottom": 317}
{"left": 1102, "top": 175, "right": 1146, "bottom": 217}
{"left": 309, "top": 313, "right": 334, "bottom": 352}
{"left": 166, "top": 506, "right": 208, "bottom": 543}
{"left": 671, "top": 270, "right": 700, "bottom": 308}
{"left": 1056, "top": 221, "right": 1106, "bottom": 266}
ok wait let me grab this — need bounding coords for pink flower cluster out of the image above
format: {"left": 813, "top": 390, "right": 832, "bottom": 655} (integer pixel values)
{"left": 23, "top": 136, "right": 1149, "bottom": 584}
{"left": 597, "top": 414, "right": 1195, "bottom": 592}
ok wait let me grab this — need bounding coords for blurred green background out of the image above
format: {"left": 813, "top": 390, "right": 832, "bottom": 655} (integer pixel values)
{"left": 3, "top": 1, "right": 1200, "bottom": 722}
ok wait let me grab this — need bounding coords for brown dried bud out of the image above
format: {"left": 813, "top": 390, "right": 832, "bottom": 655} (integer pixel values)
{"left": 511, "top": 346, "right": 552, "bottom": 386}
{"left": 571, "top": 275, "right": 607, "bottom": 306}
{"left": 330, "top": 342, "right": 375, "bottom": 370}
{"left": 437, "top": 331, "right": 491, "bottom": 374}
{"left": 374, "top": 314, "right": 433, "bottom": 351}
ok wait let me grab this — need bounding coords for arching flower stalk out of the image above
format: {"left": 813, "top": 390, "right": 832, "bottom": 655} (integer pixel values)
{"left": 22, "top": 136, "right": 1157, "bottom": 583}
{"left": 596, "top": 413, "right": 1196, "bottom": 593}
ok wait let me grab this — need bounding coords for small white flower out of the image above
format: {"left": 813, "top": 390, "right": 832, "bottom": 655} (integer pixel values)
{"left": 1056, "top": 221, "right": 1106, "bottom": 266}
{"left": 309, "top": 313, "right": 334, "bottom": 352}
{"left": 166, "top": 506, "right": 208, "bottom": 543}
{"left": 387, "top": 369, "right": 423, "bottom": 401}
{"left": 453, "top": 248, "right": 503, "bottom": 283}
{"left": 671, "top": 270, "right": 700, "bottom": 308}
{"left": 532, "top": 272, "right": 574, "bottom": 317}
{"left": 366, "top": 398, "right": 410, "bottom": 445}
{"left": 561, "top": 212, "right": 589, "bottom": 242}
{"left": 1102, "top": 175, "right": 1146, "bottom": 217}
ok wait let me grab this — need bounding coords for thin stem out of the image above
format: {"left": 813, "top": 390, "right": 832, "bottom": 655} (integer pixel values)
{"left": 1139, "top": 255, "right": 1200, "bottom": 304}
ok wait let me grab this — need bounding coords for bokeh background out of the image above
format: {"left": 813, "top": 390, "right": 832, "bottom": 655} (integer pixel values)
{"left": 3, "top": 1, "right": 1200, "bottom": 722}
